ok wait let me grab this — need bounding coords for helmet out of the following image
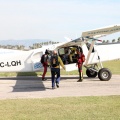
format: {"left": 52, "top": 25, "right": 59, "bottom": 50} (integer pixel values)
{"left": 45, "top": 49, "right": 49, "bottom": 54}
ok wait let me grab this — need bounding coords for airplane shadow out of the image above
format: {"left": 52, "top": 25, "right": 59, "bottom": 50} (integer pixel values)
{"left": 12, "top": 72, "right": 46, "bottom": 92}
{"left": 0, "top": 75, "right": 100, "bottom": 92}
{"left": 0, "top": 72, "right": 47, "bottom": 92}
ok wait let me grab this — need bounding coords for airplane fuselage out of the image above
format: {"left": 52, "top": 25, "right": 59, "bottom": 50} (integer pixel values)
{"left": 0, "top": 42, "right": 120, "bottom": 72}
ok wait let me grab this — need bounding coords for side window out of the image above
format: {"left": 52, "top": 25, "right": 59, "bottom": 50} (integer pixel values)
{"left": 58, "top": 48, "right": 65, "bottom": 55}
{"left": 86, "top": 43, "right": 95, "bottom": 52}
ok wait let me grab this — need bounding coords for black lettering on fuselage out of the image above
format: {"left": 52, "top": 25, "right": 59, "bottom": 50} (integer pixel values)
{"left": 0, "top": 60, "right": 22, "bottom": 68}
{"left": 16, "top": 60, "right": 21, "bottom": 65}
{"left": 0, "top": 62, "right": 4, "bottom": 67}
{"left": 11, "top": 61, "right": 16, "bottom": 66}
{"left": 6, "top": 62, "right": 11, "bottom": 67}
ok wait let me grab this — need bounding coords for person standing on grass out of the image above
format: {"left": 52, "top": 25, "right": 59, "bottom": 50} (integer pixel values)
{"left": 50, "top": 50, "right": 65, "bottom": 89}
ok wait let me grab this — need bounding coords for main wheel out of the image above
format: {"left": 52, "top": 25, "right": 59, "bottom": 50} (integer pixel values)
{"left": 98, "top": 68, "right": 112, "bottom": 81}
{"left": 86, "top": 69, "right": 98, "bottom": 78}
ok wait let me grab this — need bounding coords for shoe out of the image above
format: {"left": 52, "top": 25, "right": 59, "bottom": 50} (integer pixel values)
{"left": 69, "top": 61, "right": 73, "bottom": 64}
{"left": 52, "top": 87, "right": 55, "bottom": 89}
{"left": 42, "top": 78, "right": 47, "bottom": 81}
{"left": 77, "top": 79, "right": 83, "bottom": 82}
{"left": 56, "top": 83, "right": 59, "bottom": 88}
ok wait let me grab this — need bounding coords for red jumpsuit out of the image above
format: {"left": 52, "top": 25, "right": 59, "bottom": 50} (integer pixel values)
{"left": 42, "top": 55, "right": 48, "bottom": 80}
{"left": 77, "top": 53, "right": 85, "bottom": 82}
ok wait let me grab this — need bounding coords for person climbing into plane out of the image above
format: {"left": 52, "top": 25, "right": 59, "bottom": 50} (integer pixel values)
{"left": 40, "top": 49, "right": 50, "bottom": 81}
{"left": 62, "top": 47, "right": 71, "bottom": 64}
{"left": 76, "top": 47, "right": 85, "bottom": 82}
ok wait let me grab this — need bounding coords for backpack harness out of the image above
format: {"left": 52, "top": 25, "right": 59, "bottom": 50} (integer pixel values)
{"left": 51, "top": 55, "right": 59, "bottom": 67}
{"left": 41, "top": 54, "right": 48, "bottom": 64}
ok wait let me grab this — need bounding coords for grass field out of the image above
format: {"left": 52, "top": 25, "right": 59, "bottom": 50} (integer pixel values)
{"left": 0, "top": 60, "right": 119, "bottom": 77}
{"left": 0, "top": 96, "right": 120, "bottom": 120}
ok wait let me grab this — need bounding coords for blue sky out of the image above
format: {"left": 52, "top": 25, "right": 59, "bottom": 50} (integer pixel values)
{"left": 0, "top": 0, "right": 120, "bottom": 42}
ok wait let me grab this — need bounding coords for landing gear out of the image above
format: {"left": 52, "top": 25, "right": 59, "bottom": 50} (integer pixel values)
{"left": 85, "top": 65, "right": 112, "bottom": 81}
{"left": 98, "top": 68, "right": 112, "bottom": 81}
{"left": 86, "top": 69, "right": 97, "bottom": 78}
{"left": 83, "top": 39, "right": 112, "bottom": 81}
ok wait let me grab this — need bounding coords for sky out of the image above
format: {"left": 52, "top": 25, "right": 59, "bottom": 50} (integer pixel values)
{"left": 0, "top": 0, "right": 120, "bottom": 42}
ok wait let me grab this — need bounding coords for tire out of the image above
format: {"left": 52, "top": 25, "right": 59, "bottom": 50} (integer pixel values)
{"left": 98, "top": 68, "right": 112, "bottom": 81}
{"left": 86, "top": 69, "right": 98, "bottom": 78}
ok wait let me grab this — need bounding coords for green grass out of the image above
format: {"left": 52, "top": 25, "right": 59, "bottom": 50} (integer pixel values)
{"left": 102, "top": 60, "right": 120, "bottom": 74}
{"left": 0, "top": 60, "right": 119, "bottom": 77}
{"left": 0, "top": 96, "right": 120, "bottom": 120}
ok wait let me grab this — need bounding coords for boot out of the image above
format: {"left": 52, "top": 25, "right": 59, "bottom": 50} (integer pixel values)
{"left": 77, "top": 72, "right": 83, "bottom": 82}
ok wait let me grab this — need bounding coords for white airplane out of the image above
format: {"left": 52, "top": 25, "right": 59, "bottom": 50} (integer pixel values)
{"left": 0, "top": 24, "right": 120, "bottom": 81}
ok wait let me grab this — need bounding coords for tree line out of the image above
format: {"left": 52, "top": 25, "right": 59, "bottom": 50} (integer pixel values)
{"left": 0, "top": 41, "right": 59, "bottom": 50}
{"left": 0, "top": 37, "right": 120, "bottom": 51}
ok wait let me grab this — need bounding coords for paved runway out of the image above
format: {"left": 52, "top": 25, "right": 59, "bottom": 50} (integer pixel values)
{"left": 0, "top": 75, "right": 120, "bottom": 99}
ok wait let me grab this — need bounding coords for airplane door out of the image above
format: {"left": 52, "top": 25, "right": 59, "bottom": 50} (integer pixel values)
{"left": 58, "top": 47, "right": 78, "bottom": 71}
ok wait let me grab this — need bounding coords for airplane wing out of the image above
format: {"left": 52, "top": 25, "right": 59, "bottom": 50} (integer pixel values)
{"left": 57, "top": 24, "right": 120, "bottom": 49}
{"left": 82, "top": 24, "right": 120, "bottom": 38}
{"left": 56, "top": 38, "right": 85, "bottom": 48}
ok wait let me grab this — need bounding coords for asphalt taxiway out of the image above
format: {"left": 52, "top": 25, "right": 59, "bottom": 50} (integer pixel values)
{"left": 0, "top": 75, "right": 120, "bottom": 99}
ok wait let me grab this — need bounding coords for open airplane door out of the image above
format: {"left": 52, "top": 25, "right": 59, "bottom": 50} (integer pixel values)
{"left": 56, "top": 38, "right": 85, "bottom": 71}
{"left": 57, "top": 47, "right": 78, "bottom": 71}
